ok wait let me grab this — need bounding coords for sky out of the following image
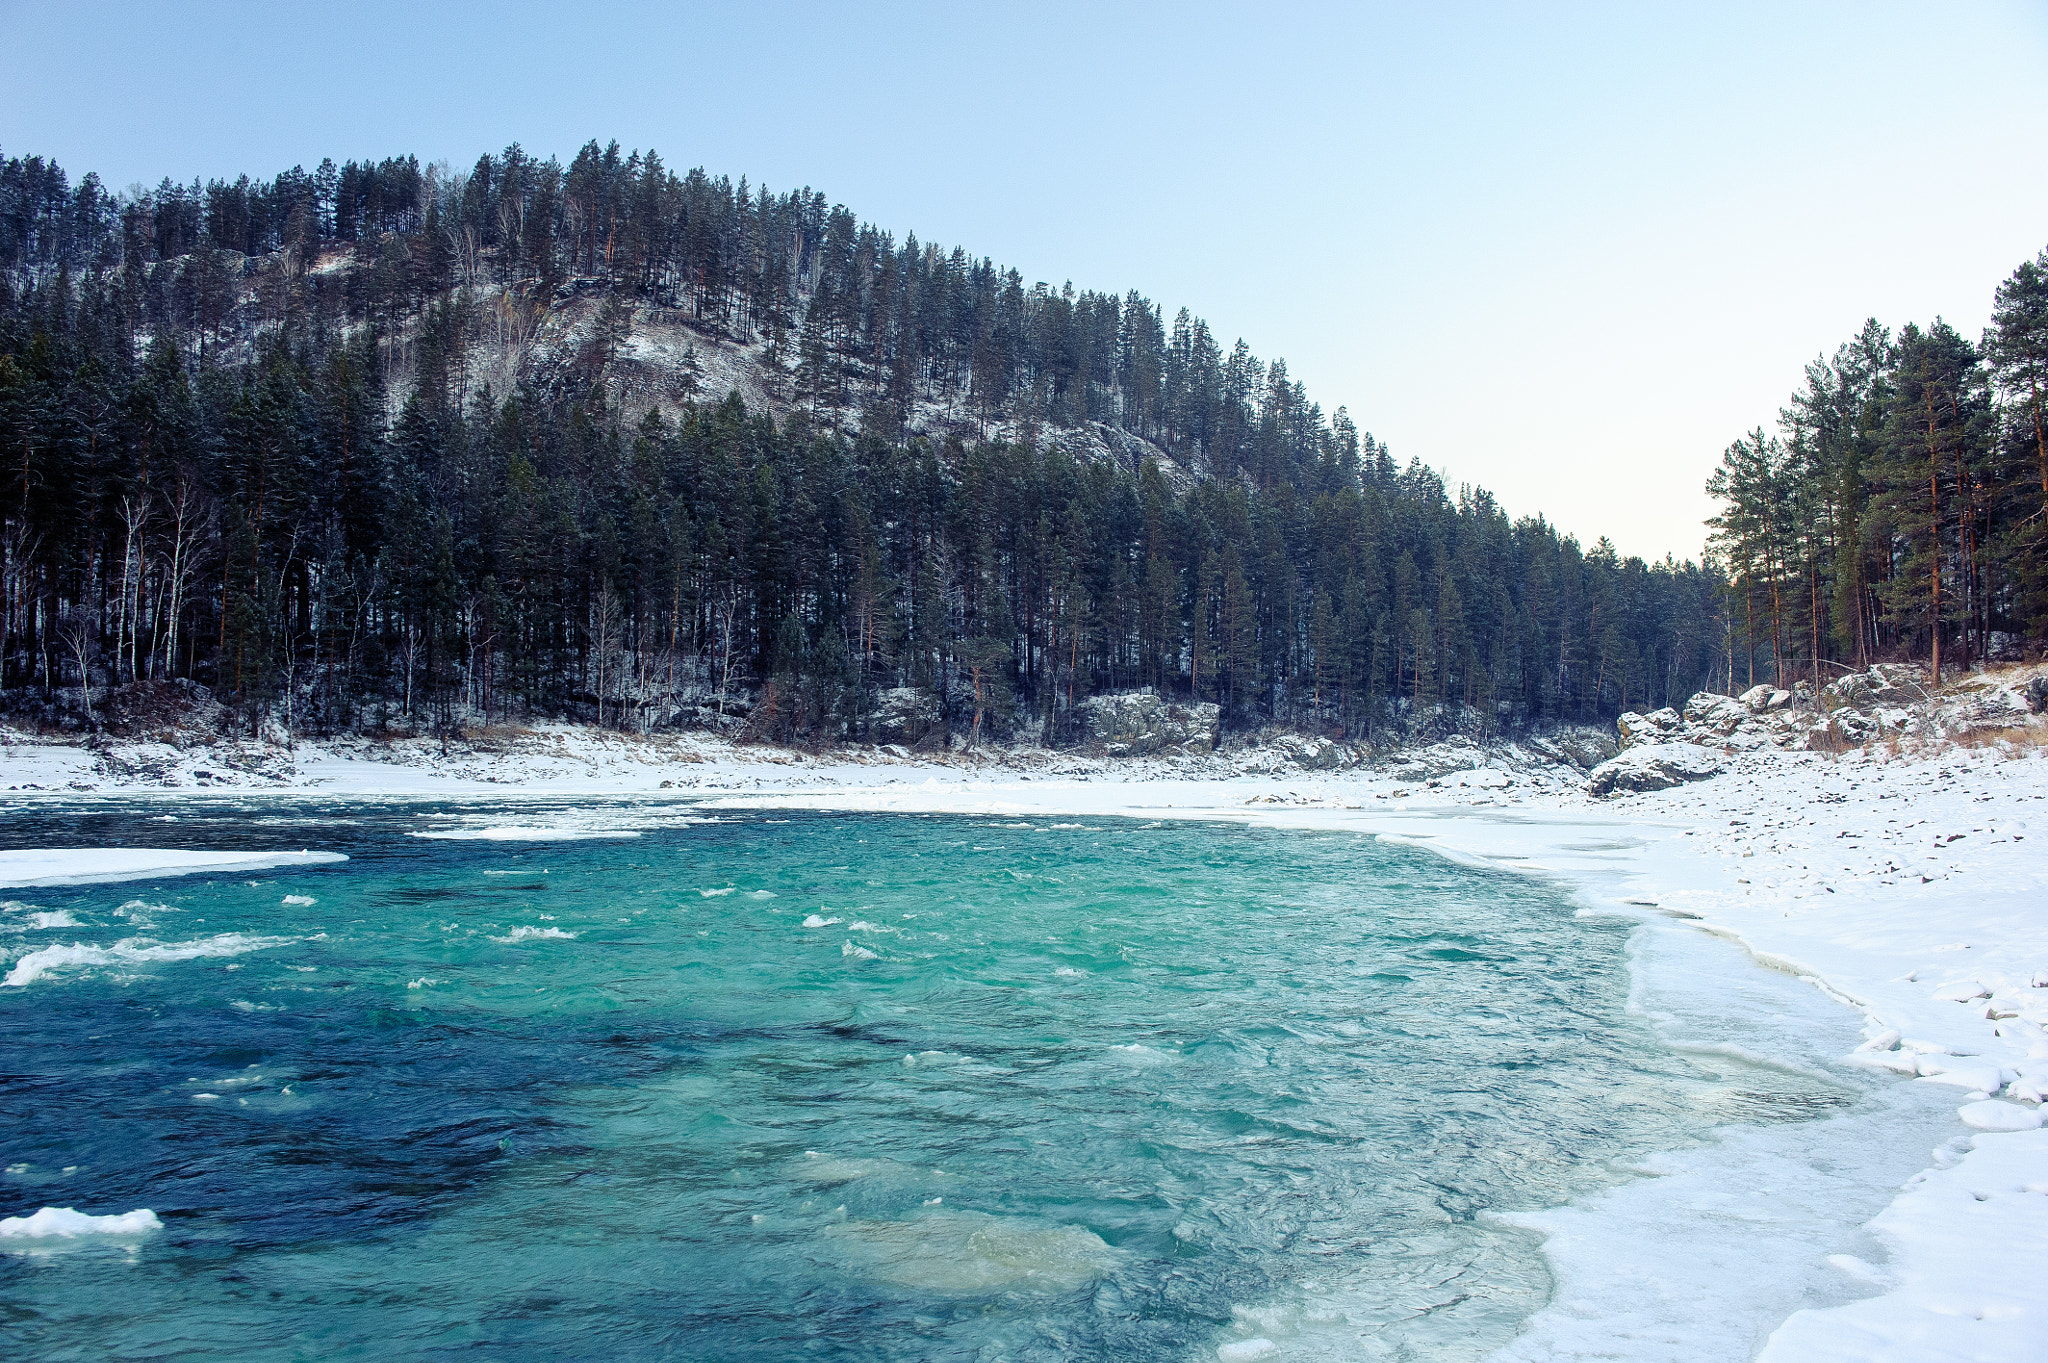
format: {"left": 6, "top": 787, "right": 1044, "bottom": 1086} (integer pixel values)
{"left": 4, "top": 0, "right": 2045, "bottom": 561}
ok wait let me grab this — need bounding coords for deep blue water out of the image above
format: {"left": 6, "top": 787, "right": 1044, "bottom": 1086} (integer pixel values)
{"left": 0, "top": 799, "right": 1876, "bottom": 1361}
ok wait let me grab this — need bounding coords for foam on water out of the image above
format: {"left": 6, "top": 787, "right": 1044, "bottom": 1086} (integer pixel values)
{"left": 491, "top": 926, "right": 575, "bottom": 943}
{"left": 4, "top": 932, "right": 292, "bottom": 987}
{"left": 412, "top": 827, "right": 642, "bottom": 841}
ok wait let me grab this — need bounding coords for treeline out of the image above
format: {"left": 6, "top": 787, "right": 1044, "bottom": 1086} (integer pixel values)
{"left": 1706, "top": 247, "right": 2048, "bottom": 686}
{"left": 1, "top": 142, "right": 1355, "bottom": 482}
{"left": 0, "top": 144, "right": 1727, "bottom": 745}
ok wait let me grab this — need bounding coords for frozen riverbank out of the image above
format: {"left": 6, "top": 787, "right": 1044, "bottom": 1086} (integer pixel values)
{"left": 1, "top": 725, "right": 2043, "bottom": 1360}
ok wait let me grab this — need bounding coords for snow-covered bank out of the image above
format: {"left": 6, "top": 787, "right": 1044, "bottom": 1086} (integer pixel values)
{"left": 1, "top": 724, "right": 2044, "bottom": 1359}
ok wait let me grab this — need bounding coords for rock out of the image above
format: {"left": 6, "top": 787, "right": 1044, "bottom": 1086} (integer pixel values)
{"left": 1076, "top": 692, "right": 1221, "bottom": 756}
{"left": 869, "top": 687, "right": 937, "bottom": 746}
{"left": 1273, "top": 734, "right": 1345, "bottom": 770}
{"left": 1683, "top": 692, "right": 1752, "bottom": 736}
{"left": 1527, "top": 730, "right": 1619, "bottom": 770}
{"left": 1616, "top": 708, "right": 1681, "bottom": 749}
{"left": 1585, "top": 741, "right": 1726, "bottom": 797}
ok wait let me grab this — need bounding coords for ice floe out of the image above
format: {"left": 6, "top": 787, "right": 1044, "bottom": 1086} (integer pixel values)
{"left": 0, "top": 849, "right": 345, "bottom": 888}
{"left": 0, "top": 1206, "right": 162, "bottom": 1239}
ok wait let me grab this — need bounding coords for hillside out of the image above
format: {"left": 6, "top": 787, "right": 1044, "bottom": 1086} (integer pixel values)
{"left": 0, "top": 143, "right": 1727, "bottom": 748}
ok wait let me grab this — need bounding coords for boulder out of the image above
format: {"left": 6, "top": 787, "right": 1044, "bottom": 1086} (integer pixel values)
{"left": 1616, "top": 707, "right": 1681, "bottom": 749}
{"left": 1818, "top": 664, "right": 1928, "bottom": 714}
{"left": 1585, "top": 741, "right": 1726, "bottom": 797}
{"left": 1683, "top": 692, "right": 1752, "bottom": 736}
{"left": 1076, "top": 691, "right": 1221, "bottom": 756}
{"left": 1540, "top": 730, "right": 1619, "bottom": 770}
{"left": 1273, "top": 733, "right": 1347, "bottom": 769}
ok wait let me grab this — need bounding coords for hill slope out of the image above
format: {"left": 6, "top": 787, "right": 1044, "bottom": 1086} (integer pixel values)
{"left": 0, "top": 143, "right": 1725, "bottom": 747}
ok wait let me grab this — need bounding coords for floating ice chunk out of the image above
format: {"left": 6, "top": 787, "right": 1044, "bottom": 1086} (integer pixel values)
{"left": 794, "top": 1152, "right": 902, "bottom": 1182}
{"left": 803, "top": 914, "right": 842, "bottom": 928}
{"left": 4, "top": 933, "right": 291, "bottom": 987}
{"left": 1959, "top": 1100, "right": 2043, "bottom": 1132}
{"left": 0, "top": 1207, "right": 161, "bottom": 1239}
{"left": 490, "top": 926, "right": 575, "bottom": 943}
{"left": 748, "top": 890, "right": 777, "bottom": 899}
{"left": 842, "top": 941, "right": 877, "bottom": 961}
{"left": 820, "top": 1211, "right": 1112, "bottom": 1294}
{"left": 1218, "top": 1342, "right": 1278, "bottom": 1362}
{"left": 698, "top": 887, "right": 737, "bottom": 897}
{"left": 1107, "top": 1043, "right": 1175, "bottom": 1065}
{"left": 902, "top": 1051, "right": 961, "bottom": 1069}
{"left": 848, "top": 920, "right": 897, "bottom": 933}
{"left": 406, "top": 978, "right": 441, "bottom": 989}
{"left": 280, "top": 895, "right": 317, "bottom": 906}
{"left": 0, "top": 850, "right": 345, "bottom": 888}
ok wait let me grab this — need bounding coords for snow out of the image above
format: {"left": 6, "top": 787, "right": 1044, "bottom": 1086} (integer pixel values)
{"left": 0, "top": 848, "right": 346, "bottom": 888}
{"left": 3, "top": 720, "right": 2046, "bottom": 1359}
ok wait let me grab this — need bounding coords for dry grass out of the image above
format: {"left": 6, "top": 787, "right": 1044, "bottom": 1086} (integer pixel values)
{"left": 1954, "top": 723, "right": 2048, "bottom": 758}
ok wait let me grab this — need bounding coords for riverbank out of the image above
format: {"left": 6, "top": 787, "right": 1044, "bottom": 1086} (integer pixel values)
{"left": 2, "top": 725, "right": 2043, "bottom": 1360}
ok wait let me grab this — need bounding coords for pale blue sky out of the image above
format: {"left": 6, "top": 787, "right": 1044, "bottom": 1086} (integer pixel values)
{"left": 5, "top": 1, "right": 2045, "bottom": 560}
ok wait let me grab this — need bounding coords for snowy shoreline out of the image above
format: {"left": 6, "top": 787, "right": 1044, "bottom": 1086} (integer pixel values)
{"left": 2, "top": 729, "right": 2044, "bottom": 1360}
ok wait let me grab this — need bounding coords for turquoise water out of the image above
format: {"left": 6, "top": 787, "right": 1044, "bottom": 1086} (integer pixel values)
{"left": 0, "top": 800, "right": 1883, "bottom": 1360}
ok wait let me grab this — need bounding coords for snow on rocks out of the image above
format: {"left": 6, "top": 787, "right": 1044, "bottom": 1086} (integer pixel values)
{"left": 1584, "top": 741, "right": 1726, "bottom": 796}
{"left": 1074, "top": 691, "right": 1221, "bottom": 757}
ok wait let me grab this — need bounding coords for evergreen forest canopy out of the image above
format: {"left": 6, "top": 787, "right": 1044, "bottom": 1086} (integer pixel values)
{"left": 1705, "top": 253, "right": 2048, "bottom": 692}
{"left": 0, "top": 140, "right": 1729, "bottom": 747}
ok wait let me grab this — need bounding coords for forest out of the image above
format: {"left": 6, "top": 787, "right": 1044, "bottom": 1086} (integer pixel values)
{"left": 0, "top": 141, "right": 1729, "bottom": 747}
{"left": 1705, "top": 253, "right": 2048, "bottom": 690}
